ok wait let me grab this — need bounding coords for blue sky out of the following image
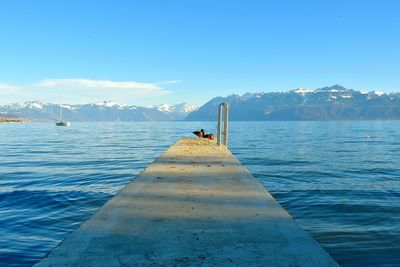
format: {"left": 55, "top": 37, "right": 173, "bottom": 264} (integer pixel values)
{"left": 0, "top": 0, "right": 399, "bottom": 105}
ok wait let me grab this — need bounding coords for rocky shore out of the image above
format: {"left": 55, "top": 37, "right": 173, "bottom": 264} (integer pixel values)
{"left": 0, "top": 117, "right": 24, "bottom": 123}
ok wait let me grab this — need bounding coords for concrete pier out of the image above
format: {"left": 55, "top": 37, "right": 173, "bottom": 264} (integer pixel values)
{"left": 35, "top": 138, "right": 338, "bottom": 266}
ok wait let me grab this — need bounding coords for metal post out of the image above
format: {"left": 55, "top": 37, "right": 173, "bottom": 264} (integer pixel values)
{"left": 217, "top": 105, "right": 222, "bottom": 146}
{"left": 224, "top": 104, "right": 228, "bottom": 146}
{"left": 217, "top": 103, "right": 229, "bottom": 147}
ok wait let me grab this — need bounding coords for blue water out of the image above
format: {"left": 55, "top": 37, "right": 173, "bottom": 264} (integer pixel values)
{"left": 0, "top": 121, "right": 399, "bottom": 266}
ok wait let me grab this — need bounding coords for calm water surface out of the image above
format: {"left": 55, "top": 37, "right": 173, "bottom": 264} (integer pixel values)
{"left": 0, "top": 121, "right": 399, "bottom": 266}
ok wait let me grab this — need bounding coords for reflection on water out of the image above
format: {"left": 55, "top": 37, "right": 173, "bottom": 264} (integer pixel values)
{"left": 0, "top": 121, "right": 399, "bottom": 266}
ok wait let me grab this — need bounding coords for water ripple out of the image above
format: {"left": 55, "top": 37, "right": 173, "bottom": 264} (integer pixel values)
{"left": 1, "top": 121, "right": 400, "bottom": 266}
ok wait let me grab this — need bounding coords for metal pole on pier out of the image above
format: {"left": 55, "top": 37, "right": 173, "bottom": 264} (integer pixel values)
{"left": 217, "top": 103, "right": 229, "bottom": 147}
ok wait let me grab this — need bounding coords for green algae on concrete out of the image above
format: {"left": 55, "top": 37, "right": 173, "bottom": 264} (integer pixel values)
{"left": 35, "top": 138, "right": 338, "bottom": 267}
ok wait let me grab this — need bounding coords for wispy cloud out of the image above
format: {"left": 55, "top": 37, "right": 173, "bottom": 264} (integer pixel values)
{"left": 0, "top": 78, "right": 179, "bottom": 104}
{"left": 0, "top": 83, "right": 19, "bottom": 94}
{"left": 156, "top": 80, "right": 183, "bottom": 85}
{"left": 33, "top": 79, "right": 164, "bottom": 90}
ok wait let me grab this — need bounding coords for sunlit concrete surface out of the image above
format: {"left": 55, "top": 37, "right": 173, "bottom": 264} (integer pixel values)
{"left": 35, "top": 138, "right": 338, "bottom": 266}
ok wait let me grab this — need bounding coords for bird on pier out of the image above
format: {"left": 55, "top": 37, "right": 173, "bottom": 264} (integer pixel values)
{"left": 193, "top": 129, "right": 215, "bottom": 140}
{"left": 204, "top": 133, "right": 215, "bottom": 140}
{"left": 193, "top": 129, "right": 205, "bottom": 138}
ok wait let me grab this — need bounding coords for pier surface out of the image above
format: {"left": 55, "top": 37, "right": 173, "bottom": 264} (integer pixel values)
{"left": 35, "top": 138, "right": 337, "bottom": 266}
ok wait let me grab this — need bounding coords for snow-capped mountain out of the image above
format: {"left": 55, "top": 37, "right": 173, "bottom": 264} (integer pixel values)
{"left": 3, "top": 85, "right": 399, "bottom": 121}
{"left": 0, "top": 101, "right": 199, "bottom": 121}
{"left": 155, "top": 103, "right": 199, "bottom": 113}
{"left": 186, "top": 85, "right": 400, "bottom": 120}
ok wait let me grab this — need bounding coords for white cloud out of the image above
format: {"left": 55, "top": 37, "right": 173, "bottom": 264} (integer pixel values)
{"left": 0, "top": 83, "right": 19, "bottom": 94}
{"left": 34, "top": 79, "right": 163, "bottom": 90}
{"left": 156, "top": 80, "right": 183, "bottom": 85}
{"left": 0, "top": 78, "right": 178, "bottom": 104}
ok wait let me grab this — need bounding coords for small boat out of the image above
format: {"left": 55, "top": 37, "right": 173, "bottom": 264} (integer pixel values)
{"left": 55, "top": 121, "right": 70, "bottom": 126}
{"left": 55, "top": 104, "right": 70, "bottom": 126}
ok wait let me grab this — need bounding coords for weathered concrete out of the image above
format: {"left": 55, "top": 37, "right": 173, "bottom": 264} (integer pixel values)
{"left": 35, "top": 138, "right": 338, "bottom": 267}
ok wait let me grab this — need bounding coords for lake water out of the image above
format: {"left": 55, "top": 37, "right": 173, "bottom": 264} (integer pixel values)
{"left": 0, "top": 121, "right": 399, "bottom": 266}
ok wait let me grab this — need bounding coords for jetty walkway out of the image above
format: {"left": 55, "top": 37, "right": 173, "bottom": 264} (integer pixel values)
{"left": 35, "top": 138, "right": 338, "bottom": 266}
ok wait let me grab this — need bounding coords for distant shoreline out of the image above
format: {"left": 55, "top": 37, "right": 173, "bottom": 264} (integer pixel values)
{"left": 0, "top": 117, "right": 25, "bottom": 123}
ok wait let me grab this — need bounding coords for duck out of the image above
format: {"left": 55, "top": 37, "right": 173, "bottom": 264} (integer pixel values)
{"left": 193, "top": 129, "right": 215, "bottom": 140}
{"left": 203, "top": 133, "right": 215, "bottom": 140}
{"left": 193, "top": 129, "right": 205, "bottom": 138}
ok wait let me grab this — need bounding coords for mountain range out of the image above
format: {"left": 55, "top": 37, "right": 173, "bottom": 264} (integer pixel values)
{"left": 2, "top": 85, "right": 400, "bottom": 121}
{"left": 186, "top": 85, "right": 400, "bottom": 120}
{"left": 0, "top": 101, "right": 199, "bottom": 122}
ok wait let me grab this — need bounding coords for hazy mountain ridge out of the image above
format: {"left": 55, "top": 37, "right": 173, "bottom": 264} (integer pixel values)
{"left": 0, "top": 101, "right": 199, "bottom": 121}
{"left": 185, "top": 85, "right": 400, "bottom": 121}
{"left": 3, "top": 85, "right": 400, "bottom": 121}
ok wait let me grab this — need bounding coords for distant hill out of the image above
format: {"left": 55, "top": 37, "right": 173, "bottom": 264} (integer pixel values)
{"left": 3, "top": 85, "right": 400, "bottom": 122}
{"left": 185, "top": 85, "right": 400, "bottom": 121}
{"left": 0, "top": 101, "right": 199, "bottom": 122}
